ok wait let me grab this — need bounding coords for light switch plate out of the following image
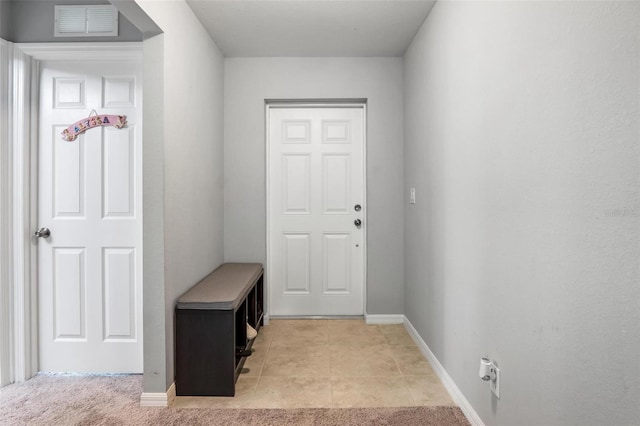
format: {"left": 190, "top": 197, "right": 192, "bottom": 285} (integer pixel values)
{"left": 410, "top": 187, "right": 416, "bottom": 204}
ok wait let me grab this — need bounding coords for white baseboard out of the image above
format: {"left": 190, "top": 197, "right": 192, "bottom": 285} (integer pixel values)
{"left": 139, "top": 382, "right": 175, "bottom": 407}
{"left": 365, "top": 314, "right": 405, "bottom": 324}
{"left": 403, "top": 317, "right": 485, "bottom": 426}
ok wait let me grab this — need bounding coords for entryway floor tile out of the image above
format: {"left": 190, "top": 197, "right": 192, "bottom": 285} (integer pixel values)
{"left": 172, "top": 319, "right": 457, "bottom": 409}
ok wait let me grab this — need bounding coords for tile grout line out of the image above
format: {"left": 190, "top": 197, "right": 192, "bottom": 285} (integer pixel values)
{"left": 326, "top": 321, "right": 334, "bottom": 408}
{"left": 253, "top": 337, "right": 270, "bottom": 402}
{"left": 252, "top": 326, "right": 274, "bottom": 408}
{"left": 382, "top": 325, "right": 420, "bottom": 407}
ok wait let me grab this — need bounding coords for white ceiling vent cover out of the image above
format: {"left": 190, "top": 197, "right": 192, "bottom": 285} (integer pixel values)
{"left": 55, "top": 5, "right": 118, "bottom": 37}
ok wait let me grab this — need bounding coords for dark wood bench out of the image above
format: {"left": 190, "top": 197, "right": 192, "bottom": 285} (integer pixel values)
{"left": 175, "top": 263, "right": 264, "bottom": 396}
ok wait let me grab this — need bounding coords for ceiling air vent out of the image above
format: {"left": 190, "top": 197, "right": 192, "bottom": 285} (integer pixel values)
{"left": 55, "top": 5, "right": 118, "bottom": 37}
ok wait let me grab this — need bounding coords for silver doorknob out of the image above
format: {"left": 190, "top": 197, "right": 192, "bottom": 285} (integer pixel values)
{"left": 34, "top": 227, "right": 51, "bottom": 238}
{"left": 354, "top": 219, "right": 362, "bottom": 227}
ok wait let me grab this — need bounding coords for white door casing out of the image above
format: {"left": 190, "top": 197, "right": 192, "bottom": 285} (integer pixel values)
{"left": 37, "top": 59, "right": 142, "bottom": 373}
{"left": 267, "top": 105, "right": 366, "bottom": 316}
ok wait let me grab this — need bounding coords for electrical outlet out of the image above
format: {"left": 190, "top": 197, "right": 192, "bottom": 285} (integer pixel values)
{"left": 490, "top": 365, "right": 500, "bottom": 399}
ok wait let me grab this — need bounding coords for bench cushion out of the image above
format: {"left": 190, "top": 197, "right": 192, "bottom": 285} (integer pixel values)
{"left": 176, "top": 263, "right": 263, "bottom": 311}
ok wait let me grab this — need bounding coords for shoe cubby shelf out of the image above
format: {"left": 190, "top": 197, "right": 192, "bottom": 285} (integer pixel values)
{"left": 175, "top": 263, "right": 264, "bottom": 396}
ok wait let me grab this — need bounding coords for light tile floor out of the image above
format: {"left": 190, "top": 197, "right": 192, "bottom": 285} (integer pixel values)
{"left": 173, "top": 319, "right": 456, "bottom": 409}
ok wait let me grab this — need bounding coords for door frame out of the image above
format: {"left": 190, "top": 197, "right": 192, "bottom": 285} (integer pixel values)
{"left": 0, "top": 40, "right": 40, "bottom": 385}
{"left": 3, "top": 42, "right": 143, "bottom": 383}
{"left": 265, "top": 100, "right": 368, "bottom": 320}
{"left": 0, "top": 38, "right": 20, "bottom": 386}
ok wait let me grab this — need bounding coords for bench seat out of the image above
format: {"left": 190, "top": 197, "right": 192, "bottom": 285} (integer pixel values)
{"left": 176, "top": 263, "right": 263, "bottom": 310}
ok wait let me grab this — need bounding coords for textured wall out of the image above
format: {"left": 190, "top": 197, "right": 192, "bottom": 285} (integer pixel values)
{"left": 224, "top": 57, "right": 405, "bottom": 315}
{"left": 403, "top": 1, "right": 640, "bottom": 425}
{"left": 136, "top": 0, "right": 225, "bottom": 392}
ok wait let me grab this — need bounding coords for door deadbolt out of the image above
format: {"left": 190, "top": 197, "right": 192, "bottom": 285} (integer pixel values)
{"left": 354, "top": 204, "right": 362, "bottom": 212}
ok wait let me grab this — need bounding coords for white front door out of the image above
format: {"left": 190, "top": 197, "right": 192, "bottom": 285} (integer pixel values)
{"left": 268, "top": 106, "right": 365, "bottom": 316}
{"left": 37, "top": 59, "right": 142, "bottom": 373}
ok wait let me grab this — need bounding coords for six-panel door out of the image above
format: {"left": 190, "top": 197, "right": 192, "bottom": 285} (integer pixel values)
{"left": 268, "top": 107, "right": 365, "bottom": 316}
{"left": 38, "top": 60, "right": 142, "bottom": 373}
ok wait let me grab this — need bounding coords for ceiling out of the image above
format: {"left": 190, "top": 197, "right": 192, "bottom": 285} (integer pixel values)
{"left": 185, "top": 0, "right": 436, "bottom": 57}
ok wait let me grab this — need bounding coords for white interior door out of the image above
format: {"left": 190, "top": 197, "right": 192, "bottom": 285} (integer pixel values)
{"left": 268, "top": 106, "right": 365, "bottom": 316}
{"left": 37, "top": 59, "right": 142, "bottom": 373}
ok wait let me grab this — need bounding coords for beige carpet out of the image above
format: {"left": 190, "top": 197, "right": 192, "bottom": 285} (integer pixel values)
{"left": 0, "top": 374, "right": 470, "bottom": 425}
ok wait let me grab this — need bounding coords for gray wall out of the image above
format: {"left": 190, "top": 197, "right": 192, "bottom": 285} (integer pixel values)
{"left": 110, "top": 0, "right": 161, "bottom": 39}
{"left": 7, "top": 0, "right": 142, "bottom": 43}
{"left": 135, "top": 0, "right": 225, "bottom": 392}
{"left": 403, "top": 1, "right": 640, "bottom": 425}
{"left": 141, "top": 33, "right": 166, "bottom": 393}
{"left": 224, "top": 57, "right": 405, "bottom": 315}
{"left": 0, "top": 2, "right": 11, "bottom": 40}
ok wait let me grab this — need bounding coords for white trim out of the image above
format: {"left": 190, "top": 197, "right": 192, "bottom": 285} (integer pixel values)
{"left": 403, "top": 316, "right": 485, "bottom": 426}
{"left": 14, "top": 42, "right": 142, "bottom": 62}
{"left": 0, "top": 39, "right": 14, "bottom": 387}
{"left": 264, "top": 105, "right": 271, "bottom": 323}
{"left": 266, "top": 100, "right": 368, "bottom": 109}
{"left": 365, "top": 314, "right": 404, "bottom": 325}
{"left": 27, "top": 60, "right": 40, "bottom": 378}
{"left": 140, "top": 382, "right": 175, "bottom": 407}
{"left": 0, "top": 40, "right": 37, "bottom": 387}
{"left": 265, "top": 101, "right": 367, "bottom": 317}
{"left": 361, "top": 103, "right": 368, "bottom": 320}
{"left": 12, "top": 45, "right": 37, "bottom": 383}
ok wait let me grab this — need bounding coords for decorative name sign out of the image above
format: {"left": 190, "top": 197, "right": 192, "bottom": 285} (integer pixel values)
{"left": 61, "top": 113, "right": 127, "bottom": 141}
